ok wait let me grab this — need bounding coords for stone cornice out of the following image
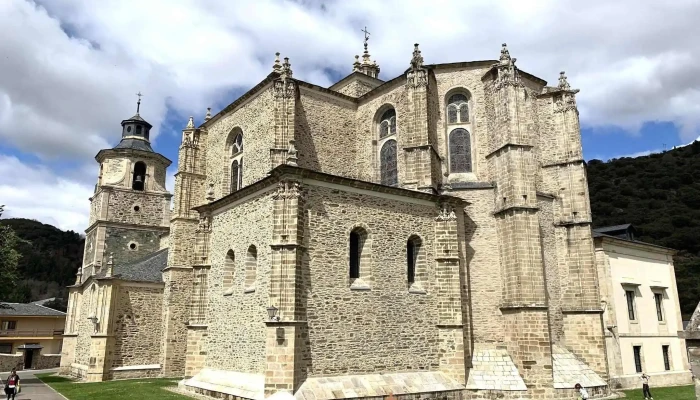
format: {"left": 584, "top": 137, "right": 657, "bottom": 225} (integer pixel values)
{"left": 195, "top": 165, "right": 469, "bottom": 215}
{"left": 94, "top": 185, "right": 172, "bottom": 198}
{"left": 594, "top": 234, "right": 677, "bottom": 256}
{"left": 485, "top": 143, "right": 535, "bottom": 159}
{"left": 84, "top": 220, "right": 170, "bottom": 234}
{"left": 541, "top": 158, "right": 585, "bottom": 168}
{"left": 95, "top": 147, "right": 172, "bottom": 166}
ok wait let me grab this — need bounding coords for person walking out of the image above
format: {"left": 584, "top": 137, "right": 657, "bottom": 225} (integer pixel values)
{"left": 641, "top": 372, "right": 654, "bottom": 400}
{"left": 4, "top": 368, "right": 20, "bottom": 400}
{"left": 574, "top": 383, "right": 589, "bottom": 400}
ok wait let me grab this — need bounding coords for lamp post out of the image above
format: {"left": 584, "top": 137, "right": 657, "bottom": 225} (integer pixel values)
{"left": 267, "top": 305, "right": 280, "bottom": 322}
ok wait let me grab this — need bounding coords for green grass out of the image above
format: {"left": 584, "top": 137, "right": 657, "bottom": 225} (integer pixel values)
{"left": 36, "top": 373, "right": 191, "bottom": 400}
{"left": 621, "top": 384, "right": 695, "bottom": 400}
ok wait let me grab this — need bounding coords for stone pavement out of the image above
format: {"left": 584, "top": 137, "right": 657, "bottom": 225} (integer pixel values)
{"left": 10, "top": 369, "right": 67, "bottom": 400}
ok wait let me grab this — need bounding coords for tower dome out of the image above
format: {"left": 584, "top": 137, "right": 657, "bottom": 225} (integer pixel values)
{"left": 114, "top": 93, "right": 155, "bottom": 152}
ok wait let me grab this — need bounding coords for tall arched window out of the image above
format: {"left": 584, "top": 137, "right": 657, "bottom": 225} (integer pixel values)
{"left": 449, "top": 128, "right": 472, "bottom": 173}
{"left": 230, "top": 160, "right": 240, "bottom": 193}
{"left": 132, "top": 161, "right": 146, "bottom": 191}
{"left": 407, "top": 237, "right": 418, "bottom": 284}
{"left": 349, "top": 228, "right": 367, "bottom": 280}
{"left": 379, "top": 109, "right": 396, "bottom": 139}
{"left": 232, "top": 133, "right": 243, "bottom": 156}
{"left": 223, "top": 249, "right": 235, "bottom": 295}
{"left": 380, "top": 140, "right": 398, "bottom": 186}
{"left": 244, "top": 245, "right": 257, "bottom": 292}
{"left": 406, "top": 235, "right": 426, "bottom": 293}
{"left": 447, "top": 94, "right": 469, "bottom": 124}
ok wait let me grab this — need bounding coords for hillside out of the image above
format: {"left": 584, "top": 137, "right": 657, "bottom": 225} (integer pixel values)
{"left": 587, "top": 140, "right": 700, "bottom": 319}
{"left": 0, "top": 218, "right": 83, "bottom": 307}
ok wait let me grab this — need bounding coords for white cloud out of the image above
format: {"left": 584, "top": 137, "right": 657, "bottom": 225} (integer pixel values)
{"left": 2, "top": 0, "right": 700, "bottom": 229}
{"left": 0, "top": 155, "right": 93, "bottom": 232}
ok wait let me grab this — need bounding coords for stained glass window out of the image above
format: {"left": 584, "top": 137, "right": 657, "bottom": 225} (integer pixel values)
{"left": 379, "top": 109, "right": 396, "bottom": 138}
{"left": 449, "top": 128, "right": 472, "bottom": 173}
{"left": 380, "top": 140, "right": 398, "bottom": 186}
{"left": 231, "top": 160, "right": 240, "bottom": 192}
{"left": 447, "top": 93, "right": 469, "bottom": 123}
{"left": 380, "top": 121, "right": 389, "bottom": 138}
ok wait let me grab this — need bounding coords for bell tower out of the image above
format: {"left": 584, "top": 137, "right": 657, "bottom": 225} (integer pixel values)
{"left": 80, "top": 96, "right": 172, "bottom": 282}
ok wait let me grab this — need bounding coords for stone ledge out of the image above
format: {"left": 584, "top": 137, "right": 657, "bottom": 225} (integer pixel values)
{"left": 111, "top": 364, "right": 161, "bottom": 371}
{"left": 182, "top": 368, "right": 265, "bottom": 400}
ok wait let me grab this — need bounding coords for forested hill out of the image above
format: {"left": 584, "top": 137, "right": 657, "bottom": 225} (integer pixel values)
{"left": 0, "top": 218, "right": 83, "bottom": 305}
{"left": 587, "top": 140, "right": 700, "bottom": 319}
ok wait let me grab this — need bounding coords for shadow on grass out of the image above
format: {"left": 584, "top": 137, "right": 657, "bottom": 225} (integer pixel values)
{"left": 35, "top": 373, "right": 188, "bottom": 400}
{"left": 35, "top": 373, "right": 74, "bottom": 384}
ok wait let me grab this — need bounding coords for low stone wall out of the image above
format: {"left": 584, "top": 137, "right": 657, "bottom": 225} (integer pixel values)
{"left": 610, "top": 370, "right": 692, "bottom": 389}
{"left": 35, "top": 355, "right": 62, "bottom": 370}
{"left": 0, "top": 355, "right": 23, "bottom": 373}
{"left": 110, "top": 365, "right": 162, "bottom": 380}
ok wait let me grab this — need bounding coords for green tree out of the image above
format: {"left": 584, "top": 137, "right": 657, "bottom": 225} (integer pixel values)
{"left": 0, "top": 225, "right": 22, "bottom": 302}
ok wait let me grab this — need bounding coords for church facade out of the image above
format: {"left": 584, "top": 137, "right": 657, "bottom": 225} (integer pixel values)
{"left": 61, "top": 41, "right": 612, "bottom": 399}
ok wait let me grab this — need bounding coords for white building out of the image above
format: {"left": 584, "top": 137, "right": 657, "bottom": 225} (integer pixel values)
{"left": 594, "top": 224, "right": 692, "bottom": 389}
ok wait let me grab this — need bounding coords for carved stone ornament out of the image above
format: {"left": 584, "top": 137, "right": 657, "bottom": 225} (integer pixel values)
{"left": 197, "top": 214, "right": 212, "bottom": 233}
{"left": 186, "top": 116, "right": 195, "bottom": 129}
{"left": 494, "top": 43, "right": 522, "bottom": 90}
{"left": 206, "top": 182, "right": 215, "bottom": 203}
{"left": 554, "top": 92, "right": 577, "bottom": 113}
{"left": 274, "top": 79, "right": 296, "bottom": 99}
{"left": 558, "top": 71, "right": 571, "bottom": 90}
{"left": 435, "top": 204, "right": 457, "bottom": 221}
{"left": 406, "top": 43, "right": 428, "bottom": 88}
{"left": 273, "top": 180, "right": 302, "bottom": 200}
{"left": 286, "top": 140, "right": 298, "bottom": 166}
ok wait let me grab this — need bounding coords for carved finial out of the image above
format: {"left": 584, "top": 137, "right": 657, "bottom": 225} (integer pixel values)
{"left": 353, "top": 55, "right": 361, "bottom": 72}
{"left": 186, "top": 116, "right": 195, "bottom": 129}
{"left": 204, "top": 107, "right": 212, "bottom": 121}
{"left": 279, "top": 57, "right": 293, "bottom": 80}
{"left": 361, "top": 26, "right": 370, "bottom": 52}
{"left": 410, "top": 43, "right": 424, "bottom": 69}
{"left": 206, "top": 183, "right": 215, "bottom": 203}
{"left": 500, "top": 43, "right": 511, "bottom": 63}
{"left": 355, "top": 27, "right": 379, "bottom": 79}
{"left": 286, "top": 140, "right": 298, "bottom": 166}
{"left": 75, "top": 267, "right": 83, "bottom": 284}
{"left": 273, "top": 52, "right": 282, "bottom": 73}
{"left": 558, "top": 71, "right": 571, "bottom": 90}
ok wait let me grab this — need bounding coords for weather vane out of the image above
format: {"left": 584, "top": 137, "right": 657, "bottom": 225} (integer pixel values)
{"left": 136, "top": 91, "right": 143, "bottom": 114}
{"left": 361, "top": 26, "right": 370, "bottom": 50}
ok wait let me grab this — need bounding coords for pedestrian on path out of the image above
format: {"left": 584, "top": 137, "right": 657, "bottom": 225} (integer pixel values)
{"left": 641, "top": 372, "right": 654, "bottom": 400}
{"left": 574, "top": 383, "right": 589, "bottom": 400}
{"left": 4, "top": 368, "right": 20, "bottom": 400}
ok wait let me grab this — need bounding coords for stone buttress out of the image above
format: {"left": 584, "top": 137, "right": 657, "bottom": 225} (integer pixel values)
{"left": 538, "top": 72, "right": 609, "bottom": 385}
{"left": 162, "top": 115, "right": 209, "bottom": 377}
{"left": 483, "top": 45, "right": 554, "bottom": 396}
{"left": 271, "top": 56, "right": 298, "bottom": 169}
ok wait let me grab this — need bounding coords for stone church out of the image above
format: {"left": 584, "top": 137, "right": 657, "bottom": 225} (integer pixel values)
{"left": 61, "top": 40, "right": 612, "bottom": 399}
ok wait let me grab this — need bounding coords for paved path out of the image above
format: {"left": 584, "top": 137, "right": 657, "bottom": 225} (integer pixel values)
{"left": 9, "top": 369, "right": 66, "bottom": 400}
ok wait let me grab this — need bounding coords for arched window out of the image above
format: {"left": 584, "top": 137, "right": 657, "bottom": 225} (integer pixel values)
{"left": 407, "top": 238, "right": 418, "bottom": 284}
{"left": 223, "top": 250, "right": 235, "bottom": 295}
{"left": 349, "top": 228, "right": 367, "bottom": 280}
{"left": 232, "top": 133, "right": 243, "bottom": 156}
{"left": 407, "top": 235, "right": 425, "bottom": 293}
{"left": 380, "top": 140, "right": 398, "bottom": 187}
{"left": 132, "top": 161, "right": 146, "bottom": 191}
{"left": 379, "top": 109, "right": 396, "bottom": 139}
{"left": 135, "top": 125, "right": 143, "bottom": 136}
{"left": 447, "top": 93, "right": 469, "bottom": 124}
{"left": 449, "top": 128, "right": 472, "bottom": 173}
{"left": 244, "top": 245, "right": 257, "bottom": 292}
{"left": 230, "top": 160, "right": 241, "bottom": 193}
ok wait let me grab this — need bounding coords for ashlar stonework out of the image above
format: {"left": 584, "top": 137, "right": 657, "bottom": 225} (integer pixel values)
{"left": 62, "top": 40, "right": 616, "bottom": 399}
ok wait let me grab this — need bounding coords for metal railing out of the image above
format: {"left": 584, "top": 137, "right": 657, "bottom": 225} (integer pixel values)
{"left": 0, "top": 329, "right": 64, "bottom": 337}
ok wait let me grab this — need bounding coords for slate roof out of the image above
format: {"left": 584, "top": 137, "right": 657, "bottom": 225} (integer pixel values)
{"left": 0, "top": 302, "right": 65, "bottom": 317}
{"left": 108, "top": 248, "right": 167, "bottom": 283}
{"left": 592, "top": 224, "right": 632, "bottom": 233}
{"left": 113, "top": 138, "right": 155, "bottom": 152}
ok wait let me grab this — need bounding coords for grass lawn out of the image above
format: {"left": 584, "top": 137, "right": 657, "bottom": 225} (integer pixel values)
{"left": 622, "top": 384, "right": 695, "bottom": 400}
{"left": 36, "top": 373, "right": 192, "bottom": 400}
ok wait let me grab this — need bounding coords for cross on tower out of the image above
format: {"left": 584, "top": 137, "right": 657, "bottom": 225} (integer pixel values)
{"left": 361, "top": 26, "right": 370, "bottom": 50}
{"left": 136, "top": 91, "right": 143, "bottom": 114}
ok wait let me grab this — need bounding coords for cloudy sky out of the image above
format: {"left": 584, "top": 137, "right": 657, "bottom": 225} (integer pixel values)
{"left": 1, "top": 0, "right": 699, "bottom": 233}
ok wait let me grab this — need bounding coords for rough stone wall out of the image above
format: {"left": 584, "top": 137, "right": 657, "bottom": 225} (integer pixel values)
{"left": 104, "top": 227, "right": 161, "bottom": 266}
{"left": 562, "top": 313, "right": 608, "bottom": 379}
{"left": 295, "top": 88, "right": 358, "bottom": 178}
{"left": 0, "top": 355, "right": 23, "bottom": 372}
{"left": 106, "top": 189, "right": 170, "bottom": 227}
{"left": 160, "top": 267, "right": 192, "bottom": 377}
{"left": 334, "top": 79, "right": 377, "bottom": 98}
{"left": 83, "top": 230, "right": 97, "bottom": 266}
{"left": 302, "top": 184, "right": 444, "bottom": 376}
{"left": 73, "top": 285, "right": 93, "bottom": 366}
{"left": 111, "top": 285, "right": 164, "bottom": 368}
{"left": 35, "top": 355, "right": 61, "bottom": 370}
{"left": 433, "top": 67, "right": 492, "bottom": 181}
{"left": 203, "top": 191, "right": 274, "bottom": 374}
{"left": 205, "top": 85, "right": 275, "bottom": 200}
{"left": 356, "top": 81, "right": 408, "bottom": 183}
{"left": 539, "top": 196, "right": 564, "bottom": 341}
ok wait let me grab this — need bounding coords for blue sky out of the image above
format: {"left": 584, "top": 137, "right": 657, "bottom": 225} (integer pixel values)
{"left": 1, "top": 0, "right": 700, "bottom": 232}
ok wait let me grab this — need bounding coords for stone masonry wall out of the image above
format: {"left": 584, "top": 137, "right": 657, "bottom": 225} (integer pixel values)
{"left": 296, "top": 88, "right": 358, "bottom": 179}
{"left": 73, "top": 284, "right": 94, "bottom": 367}
{"left": 562, "top": 313, "right": 608, "bottom": 380}
{"left": 106, "top": 189, "right": 170, "bottom": 227}
{"left": 204, "top": 190, "right": 274, "bottom": 374}
{"left": 302, "top": 184, "right": 445, "bottom": 376}
{"left": 104, "top": 227, "right": 162, "bottom": 266}
{"left": 112, "top": 285, "right": 164, "bottom": 368}
{"left": 334, "top": 79, "right": 377, "bottom": 98}
{"left": 206, "top": 85, "right": 275, "bottom": 201}
{"left": 0, "top": 355, "right": 23, "bottom": 372}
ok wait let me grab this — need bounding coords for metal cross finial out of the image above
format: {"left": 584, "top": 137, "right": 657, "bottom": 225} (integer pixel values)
{"left": 361, "top": 26, "right": 370, "bottom": 50}
{"left": 136, "top": 92, "right": 143, "bottom": 114}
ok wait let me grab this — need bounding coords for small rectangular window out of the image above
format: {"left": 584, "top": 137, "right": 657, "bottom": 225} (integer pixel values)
{"left": 654, "top": 293, "right": 664, "bottom": 322}
{"left": 633, "top": 346, "right": 643, "bottom": 373}
{"left": 662, "top": 345, "right": 670, "bottom": 371}
{"left": 626, "top": 290, "right": 636, "bottom": 321}
{"left": 1, "top": 321, "right": 17, "bottom": 330}
{"left": 0, "top": 343, "right": 12, "bottom": 354}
